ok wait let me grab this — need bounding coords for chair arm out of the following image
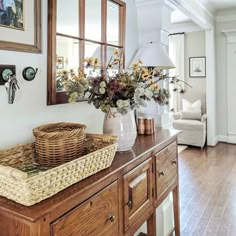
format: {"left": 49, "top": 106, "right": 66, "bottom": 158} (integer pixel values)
{"left": 172, "top": 112, "right": 181, "bottom": 120}
{"left": 201, "top": 113, "right": 207, "bottom": 123}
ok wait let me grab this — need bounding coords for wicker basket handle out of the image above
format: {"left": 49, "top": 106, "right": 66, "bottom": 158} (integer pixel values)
{"left": 0, "top": 165, "right": 28, "bottom": 180}
{"left": 33, "top": 123, "right": 86, "bottom": 139}
{"left": 86, "top": 133, "right": 118, "bottom": 143}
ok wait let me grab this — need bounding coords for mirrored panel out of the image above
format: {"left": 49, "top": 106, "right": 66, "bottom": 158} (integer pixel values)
{"left": 56, "top": 0, "right": 79, "bottom": 37}
{"left": 84, "top": 41, "right": 102, "bottom": 77}
{"left": 107, "top": 1, "right": 119, "bottom": 45}
{"left": 85, "top": 0, "right": 102, "bottom": 41}
{"left": 56, "top": 36, "right": 80, "bottom": 92}
{"left": 107, "top": 46, "right": 121, "bottom": 77}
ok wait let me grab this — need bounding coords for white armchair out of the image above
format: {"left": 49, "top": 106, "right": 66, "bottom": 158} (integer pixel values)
{"left": 172, "top": 93, "right": 207, "bottom": 149}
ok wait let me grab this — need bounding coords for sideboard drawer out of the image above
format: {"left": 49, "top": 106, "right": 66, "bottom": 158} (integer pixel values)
{"left": 123, "top": 158, "right": 153, "bottom": 232}
{"left": 51, "top": 181, "right": 119, "bottom": 236}
{"left": 155, "top": 141, "right": 178, "bottom": 199}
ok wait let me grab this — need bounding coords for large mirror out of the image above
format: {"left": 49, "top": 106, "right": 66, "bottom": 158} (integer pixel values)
{"left": 47, "top": 0, "right": 126, "bottom": 105}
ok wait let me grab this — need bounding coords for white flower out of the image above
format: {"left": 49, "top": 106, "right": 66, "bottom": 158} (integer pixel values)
{"left": 116, "top": 99, "right": 124, "bottom": 108}
{"left": 144, "top": 88, "right": 153, "bottom": 99}
{"left": 70, "top": 92, "right": 78, "bottom": 99}
{"left": 123, "top": 100, "right": 130, "bottom": 108}
{"left": 135, "top": 87, "right": 145, "bottom": 95}
{"left": 99, "top": 87, "right": 106, "bottom": 94}
{"left": 116, "top": 99, "right": 130, "bottom": 109}
{"left": 100, "top": 81, "right": 106, "bottom": 88}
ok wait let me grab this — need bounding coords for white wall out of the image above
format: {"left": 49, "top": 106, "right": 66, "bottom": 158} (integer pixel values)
{"left": 215, "top": 17, "right": 236, "bottom": 137}
{"left": 184, "top": 31, "right": 206, "bottom": 95}
{"left": 0, "top": 0, "right": 139, "bottom": 149}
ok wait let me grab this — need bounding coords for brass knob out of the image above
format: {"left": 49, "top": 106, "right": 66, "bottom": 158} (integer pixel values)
{"left": 172, "top": 160, "right": 177, "bottom": 165}
{"left": 126, "top": 200, "right": 132, "bottom": 207}
{"left": 108, "top": 215, "right": 115, "bottom": 222}
{"left": 159, "top": 171, "right": 165, "bottom": 176}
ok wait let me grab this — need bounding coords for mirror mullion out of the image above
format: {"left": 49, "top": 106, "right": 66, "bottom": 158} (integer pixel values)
{"left": 79, "top": 0, "right": 85, "bottom": 68}
{"left": 101, "top": 0, "right": 107, "bottom": 74}
{"left": 120, "top": 3, "right": 126, "bottom": 68}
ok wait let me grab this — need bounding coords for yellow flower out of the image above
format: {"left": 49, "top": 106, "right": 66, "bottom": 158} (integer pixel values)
{"left": 148, "top": 70, "right": 155, "bottom": 78}
{"left": 94, "top": 57, "right": 99, "bottom": 67}
{"left": 132, "top": 63, "right": 139, "bottom": 71}
{"left": 78, "top": 70, "right": 85, "bottom": 79}
{"left": 113, "top": 49, "right": 119, "bottom": 56}
{"left": 132, "top": 60, "right": 143, "bottom": 71}
{"left": 73, "top": 75, "right": 79, "bottom": 81}
{"left": 152, "top": 84, "right": 160, "bottom": 91}
{"left": 142, "top": 72, "right": 149, "bottom": 80}
{"left": 85, "top": 57, "right": 94, "bottom": 66}
{"left": 107, "top": 63, "right": 113, "bottom": 68}
{"left": 142, "top": 68, "right": 149, "bottom": 74}
{"left": 113, "top": 58, "right": 120, "bottom": 64}
{"left": 148, "top": 80, "right": 160, "bottom": 92}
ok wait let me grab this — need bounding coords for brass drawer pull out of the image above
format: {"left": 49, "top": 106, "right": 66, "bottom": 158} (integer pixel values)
{"left": 108, "top": 215, "right": 115, "bottom": 222}
{"left": 126, "top": 200, "right": 132, "bottom": 207}
{"left": 172, "top": 160, "right": 177, "bottom": 165}
{"left": 159, "top": 171, "right": 165, "bottom": 176}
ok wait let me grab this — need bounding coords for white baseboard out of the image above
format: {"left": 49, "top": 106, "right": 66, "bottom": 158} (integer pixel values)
{"left": 217, "top": 135, "right": 228, "bottom": 143}
{"left": 217, "top": 135, "right": 236, "bottom": 144}
{"left": 227, "top": 135, "right": 236, "bottom": 144}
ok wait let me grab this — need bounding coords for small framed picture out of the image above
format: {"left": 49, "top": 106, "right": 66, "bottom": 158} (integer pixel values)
{"left": 189, "top": 57, "right": 206, "bottom": 78}
{"left": 56, "top": 57, "right": 64, "bottom": 69}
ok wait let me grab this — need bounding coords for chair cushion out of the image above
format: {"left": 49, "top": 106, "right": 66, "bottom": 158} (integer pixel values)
{"left": 173, "top": 119, "right": 204, "bottom": 131}
{"left": 182, "top": 98, "right": 201, "bottom": 112}
{"left": 180, "top": 110, "right": 202, "bottom": 120}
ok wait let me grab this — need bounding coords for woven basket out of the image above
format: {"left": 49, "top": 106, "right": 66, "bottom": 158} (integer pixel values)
{"left": 33, "top": 122, "right": 86, "bottom": 167}
{"left": 0, "top": 134, "right": 118, "bottom": 206}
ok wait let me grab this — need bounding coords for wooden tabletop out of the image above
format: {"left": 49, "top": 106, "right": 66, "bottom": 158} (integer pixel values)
{"left": 0, "top": 128, "right": 179, "bottom": 222}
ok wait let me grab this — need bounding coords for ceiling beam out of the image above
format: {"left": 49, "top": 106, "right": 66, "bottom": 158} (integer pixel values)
{"left": 160, "top": 0, "right": 215, "bottom": 30}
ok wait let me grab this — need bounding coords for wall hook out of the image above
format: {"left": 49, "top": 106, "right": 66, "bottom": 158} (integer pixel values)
{"left": 0, "top": 65, "right": 16, "bottom": 85}
{"left": 22, "top": 67, "right": 38, "bottom": 81}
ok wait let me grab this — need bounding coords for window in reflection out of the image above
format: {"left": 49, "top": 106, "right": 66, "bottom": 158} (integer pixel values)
{"left": 107, "top": 46, "right": 121, "bottom": 77}
{"left": 107, "top": 1, "right": 119, "bottom": 45}
{"left": 85, "top": 0, "right": 102, "bottom": 41}
{"left": 56, "top": 0, "right": 79, "bottom": 37}
{"left": 56, "top": 36, "right": 80, "bottom": 92}
{"left": 84, "top": 41, "right": 102, "bottom": 78}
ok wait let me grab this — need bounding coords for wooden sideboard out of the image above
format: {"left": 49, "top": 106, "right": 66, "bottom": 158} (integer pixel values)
{"left": 0, "top": 128, "right": 180, "bottom": 236}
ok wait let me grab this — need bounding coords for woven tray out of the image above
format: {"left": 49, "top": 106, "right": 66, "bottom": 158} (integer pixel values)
{"left": 0, "top": 134, "right": 118, "bottom": 206}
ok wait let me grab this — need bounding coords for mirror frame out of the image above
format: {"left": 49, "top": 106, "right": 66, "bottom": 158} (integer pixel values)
{"left": 47, "top": 0, "right": 126, "bottom": 105}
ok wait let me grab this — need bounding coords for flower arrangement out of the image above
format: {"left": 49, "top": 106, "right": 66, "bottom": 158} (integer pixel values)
{"left": 64, "top": 50, "right": 185, "bottom": 115}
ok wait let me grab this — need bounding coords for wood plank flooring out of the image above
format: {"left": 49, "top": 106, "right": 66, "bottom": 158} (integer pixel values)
{"left": 178, "top": 143, "right": 236, "bottom": 236}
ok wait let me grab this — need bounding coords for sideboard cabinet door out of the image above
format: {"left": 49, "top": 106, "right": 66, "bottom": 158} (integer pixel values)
{"left": 155, "top": 141, "right": 178, "bottom": 199}
{"left": 51, "top": 181, "right": 119, "bottom": 236}
{"left": 123, "top": 158, "right": 153, "bottom": 232}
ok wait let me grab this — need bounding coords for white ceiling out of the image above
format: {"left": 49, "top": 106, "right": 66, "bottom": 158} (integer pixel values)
{"left": 171, "top": 9, "right": 191, "bottom": 23}
{"left": 171, "top": 0, "right": 236, "bottom": 24}
{"left": 198, "top": 0, "right": 236, "bottom": 12}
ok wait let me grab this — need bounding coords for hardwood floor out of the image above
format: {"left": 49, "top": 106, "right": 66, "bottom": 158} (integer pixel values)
{"left": 178, "top": 143, "right": 236, "bottom": 236}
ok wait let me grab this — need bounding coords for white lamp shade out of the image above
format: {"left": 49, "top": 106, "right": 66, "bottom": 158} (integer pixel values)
{"left": 130, "top": 43, "right": 175, "bottom": 69}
